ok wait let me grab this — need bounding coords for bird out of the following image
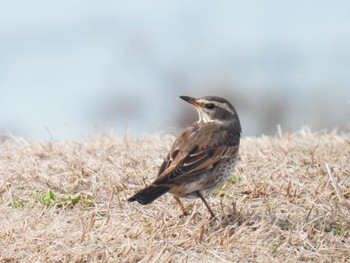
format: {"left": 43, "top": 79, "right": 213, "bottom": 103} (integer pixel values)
{"left": 128, "top": 95, "right": 241, "bottom": 218}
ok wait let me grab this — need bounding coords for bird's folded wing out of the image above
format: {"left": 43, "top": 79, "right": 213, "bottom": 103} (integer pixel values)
{"left": 154, "top": 144, "right": 238, "bottom": 185}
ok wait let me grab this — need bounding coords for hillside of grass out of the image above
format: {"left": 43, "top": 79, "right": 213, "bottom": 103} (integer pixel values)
{"left": 0, "top": 128, "right": 349, "bottom": 262}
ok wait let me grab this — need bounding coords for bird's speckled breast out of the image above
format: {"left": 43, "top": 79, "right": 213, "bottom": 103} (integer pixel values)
{"left": 169, "top": 156, "right": 238, "bottom": 199}
{"left": 200, "top": 156, "right": 237, "bottom": 197}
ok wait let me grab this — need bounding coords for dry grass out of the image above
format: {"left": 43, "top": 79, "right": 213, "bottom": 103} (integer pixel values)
{"left": 0, "top": 128, "right": 349, "bottom": 262}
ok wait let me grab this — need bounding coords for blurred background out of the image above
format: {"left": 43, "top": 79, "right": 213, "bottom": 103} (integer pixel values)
{"left": 1, "top": 0, "right": 349, "bottom": 140}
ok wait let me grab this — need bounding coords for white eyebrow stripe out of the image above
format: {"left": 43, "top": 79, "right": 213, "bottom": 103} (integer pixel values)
{"left": 223, "top": 104, "right": 234, "bottom": 115}
{"left": 208, "top": 100, "right": 235, "bottom": 115}
{"left": 197, "top": 98, "right": 235, "bottom": 117}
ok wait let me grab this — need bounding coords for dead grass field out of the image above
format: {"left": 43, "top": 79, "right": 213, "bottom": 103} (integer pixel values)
{"left": 0, "top": 128, "right": 349, "bottom": 262}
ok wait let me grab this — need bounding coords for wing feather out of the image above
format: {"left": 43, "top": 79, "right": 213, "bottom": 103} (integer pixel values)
{"left": 154, "top": 124, "right": 240, "bottom": 186}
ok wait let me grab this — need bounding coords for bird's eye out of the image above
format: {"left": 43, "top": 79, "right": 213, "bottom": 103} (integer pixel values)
{"left": 205, "top": 103, "right": 215, "bottom": 109}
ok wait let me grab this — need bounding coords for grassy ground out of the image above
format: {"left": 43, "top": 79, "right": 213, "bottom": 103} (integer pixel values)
{"left": 0, "top": 128, "right": 349, "bottom": 262}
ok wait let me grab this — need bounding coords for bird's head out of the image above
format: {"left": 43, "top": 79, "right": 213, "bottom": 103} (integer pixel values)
{"left": 180, "top": 95, "right": 240, "bottom": 126}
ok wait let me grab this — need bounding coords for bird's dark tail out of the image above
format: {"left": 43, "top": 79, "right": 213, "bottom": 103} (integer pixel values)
{"left": 128, "top": 184, "right": 170, "bottom": 205}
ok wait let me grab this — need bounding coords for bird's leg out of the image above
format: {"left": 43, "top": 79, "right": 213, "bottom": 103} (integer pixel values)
{"left": 197, "top": 192, "right": 216, "bottom": 218}
{"left": 173, "top": 196, "right": 189, "bottom": 216}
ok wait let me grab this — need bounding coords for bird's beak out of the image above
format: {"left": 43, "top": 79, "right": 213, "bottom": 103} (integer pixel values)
{"left": 180, "top": 96, "right": 201, "bottom": 107}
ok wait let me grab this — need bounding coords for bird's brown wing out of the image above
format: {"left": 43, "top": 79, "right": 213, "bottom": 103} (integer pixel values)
{"left": 154, "top": 126, "right": 240, "bottom": 186}
{"left": 157, "top": 125, "right": 200, "bottom": 177}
